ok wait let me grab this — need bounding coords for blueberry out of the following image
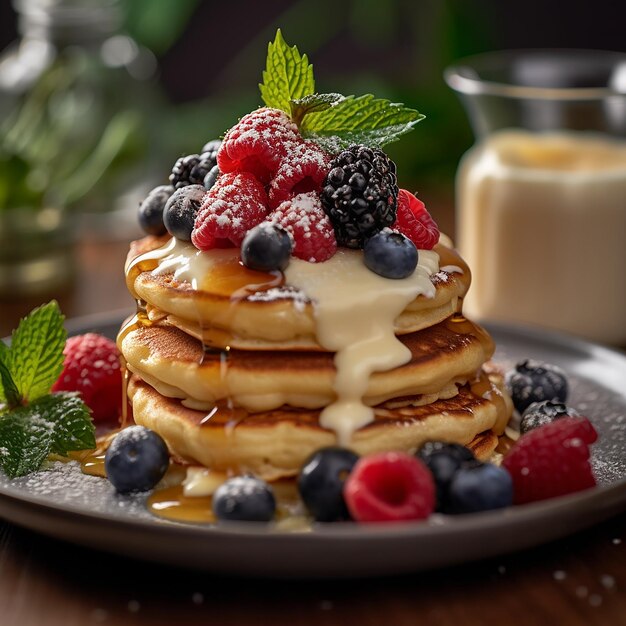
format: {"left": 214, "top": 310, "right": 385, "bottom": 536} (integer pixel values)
{"left": 506, "top": 359, "right": 569, "bottom": 414}
{"left": 163, "top": 184, "right": 205, "bottom": 241}
{"left": 363, "top": 230, "right": 418, "bottom": 279}
{"left": 447, "top": 463, "right": 513, "bottom": 514}
{"left": 203, "top": 165, "right": 220, "bottom": 190}
{"left": 520, "top": 400, "right": 578, "bottom": 434}
{"left": 212, "top": 476, "right": 276, "bottom": 522}
{"left": 105, "top": 426, "right": 169, "bottom": 494}
{"left": 138, "top": 185, "right": 173, "bottom": 236}
{"left": 241, "top": 223, "right": 292, "bottom": 272}
{"left": 417, "top": 442, "right": 476, "bottom": 511}
{"left": 298, "top": 447, "right": 359, "bottom": 521}
{"left": 201, "top": 139, "right": 222, "bottom": 154}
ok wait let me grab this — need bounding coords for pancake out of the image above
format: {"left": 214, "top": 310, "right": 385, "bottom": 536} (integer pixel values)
{"left": 119, "top": 316, "right": 495, "bottom": 412}
{"left": 128, "top": 371, "right": 511, "bottom": 481}
{"left": 125, "top": 236, "right": 470, "bottom": 350}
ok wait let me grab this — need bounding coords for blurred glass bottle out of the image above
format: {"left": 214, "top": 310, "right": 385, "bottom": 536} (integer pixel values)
{"left": 0, "top": 0, "right": 157, "bottom": 297}
{"left": 446, "top": 50, "right": 626, "bottom": 345}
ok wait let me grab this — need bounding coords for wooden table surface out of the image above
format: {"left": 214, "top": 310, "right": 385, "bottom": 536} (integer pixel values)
{"left": 0, "top": 236, "right": 625, "bottom": 626}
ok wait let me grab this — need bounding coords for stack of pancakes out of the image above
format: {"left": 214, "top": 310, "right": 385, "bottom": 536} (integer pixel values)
{"left": 119, "top": 235, "right": 512, "bottom": 481}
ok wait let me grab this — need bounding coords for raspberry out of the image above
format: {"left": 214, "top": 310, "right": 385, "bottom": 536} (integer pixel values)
{"left": 502, "top": 417, "right": 598, "bottom": 504}
{"left": 343, "top": 452, "right": 435, "bottom": 522}
{"left": 268, "top": 192, "right": 337, "bottom": 262}
{"left": 394, "top": 189, "right": 440, "bottom": 250}
{"left": 52, "top": 333, "right": 122, "bottom": 422}
{"left": 268, "top": 141, "right": 329, "bottom": 209}
{"left": 217, "top": 108, "right": 301, "bottom": 184}
{"left": 191, "top": 172, "right": 269, "bottom": 250}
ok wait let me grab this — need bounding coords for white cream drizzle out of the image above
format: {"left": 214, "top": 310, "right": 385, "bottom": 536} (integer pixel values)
{"left": 284, "top": 249, "right": 439, "bottom": 443}
{"left": 127, "top": 238, "right": 441, "bottom": 444}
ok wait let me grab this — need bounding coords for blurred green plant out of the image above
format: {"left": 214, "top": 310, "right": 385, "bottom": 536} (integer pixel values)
{"left": 123, "top": 0, "right": 200, "bottom": 56}
{"left": 121, "top": 0, "right": 496, "bottom": 193}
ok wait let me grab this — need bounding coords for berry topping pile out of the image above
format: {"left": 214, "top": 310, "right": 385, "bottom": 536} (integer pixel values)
{"left": 52, "top": 332, "right": 122, "bottom": 423}
{"left": 135, "top": 30, "right": 440, "bottom": 278}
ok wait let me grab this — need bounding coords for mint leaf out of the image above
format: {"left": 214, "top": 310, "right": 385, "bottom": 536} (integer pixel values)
{"left": 0, "top": 392, "right": 94, "bottom": 478}
{"left": 0, "top": 404, "right": 54, "bottom": 478}
{"left": 46, "top": 392, "right": 95, "bottom": 456}
{"left": 0, "top": 341, "right": 20, "bottom": 408}
{"left": 9, "top": 300, "right": 66, "bottom": 403}
{"left": 259, "top": 29, "right": 315, "bottom": 115}
{"left": 290, "top": 93, "right": 343, "bottom": 126}
{"left": 301, "top": 94, "right": 425, "bottom": 151}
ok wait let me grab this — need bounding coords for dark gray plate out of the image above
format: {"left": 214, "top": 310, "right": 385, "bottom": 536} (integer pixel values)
{"left": 0, "top": 312, "right": 624, "bottom": 578}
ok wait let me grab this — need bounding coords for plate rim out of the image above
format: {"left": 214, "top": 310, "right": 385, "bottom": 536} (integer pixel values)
{"left": 1, "top": 313, "right": 625, "bottom": 547}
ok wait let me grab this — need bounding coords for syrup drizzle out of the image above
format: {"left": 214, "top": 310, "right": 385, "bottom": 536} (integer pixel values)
{"left": 104, "top": 235, "right": 512, "bottom": 524}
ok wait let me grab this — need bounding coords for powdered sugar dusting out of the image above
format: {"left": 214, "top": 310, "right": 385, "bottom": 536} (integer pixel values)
{"left": 192, "top": 172, "right": 268, "bottom": 249}
{"left": 247, "top": 286, "right": 309, "bottom": 312}
{"left": 217, "top": 108, "right": 301, "bottom": 182}
{"left": 268, "top": 141, "right": 329, "bottom": 208}
{"left": 269, "top": 192, "right": 337, "bottom": 262}
{"left": 0, "top": 460, "right": 157, "bottom": 520}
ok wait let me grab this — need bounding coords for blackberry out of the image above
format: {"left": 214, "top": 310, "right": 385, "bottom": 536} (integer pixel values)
{"left": 506, "top": 360, "right": 569, "bottom": 414}
{"left": 169, "top": 141, "right": 221, "bottom": 189}
{"left": 320, "top": 145, "right": 398, "bottom": 248}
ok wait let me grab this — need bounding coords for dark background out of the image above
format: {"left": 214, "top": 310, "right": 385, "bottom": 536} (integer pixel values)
{"left": 2, "top": 0, "right": 626, "bottom": 195}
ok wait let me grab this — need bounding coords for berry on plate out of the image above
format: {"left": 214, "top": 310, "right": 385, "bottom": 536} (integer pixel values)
{"left": 52, "top": 333, "right": 122, "bottom": 422}
{"left": 269, "top": 192, "right": 337, "bottom": 262}
{"left": 241, "top": 223, "right": 292, "bottom": 272}
{"left": 138, "top": 185, "right": 172, "bottom": 236}
{"left": 506, "top": 359, "right": 569, "bottom": 414}
{"left": 297, "top": 447, "right": 359, "bottom": 522}
{"left": 191, "top": 172, "right": 269, "bottom": 250}
{"left": 394, "top": 189, "right": 439, "bottom": 250}
{"left": 363, "top": 229, "right": 418, "bottom": 279}
{"left": 344, "top": 452, "right": 435, "bottom": 522}
{"left": 502, "top": 417, "right": 598, "bottom": 504}
{"left": 217, "top": 108, "right": 301, "bottom": 184}
{"left": 320, "top": 144, "right": 398, "bottom": 249}
{"left": 212, "top": 476, "right": 276, "bottom": 522}
{"left": 163, "top": 184, "right": 206, "bottom": 241}
{"left": 520, "top": 400, "right": 578, "bottom": 434}
{"left": 447, "top": 463, "right": 513, "bottom": 514}
{"left": 105, "top": 426, "right": 169, "bottom": 494}
{"left": 417, "top": 441, "right": 476, "bottom": 512}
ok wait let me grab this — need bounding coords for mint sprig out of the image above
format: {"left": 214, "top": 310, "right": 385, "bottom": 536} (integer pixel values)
{"left": 259, "top": 30, "right": 425, "bottom": 150}
{"left": 9, "top": 300, "right": 66, "bottom": 403}
{"left": 300, "top": 94, "right": 425, "bottom": 151}
{"left": 0, "top": 341, "right": 19, "bottom": 408}
{"left": 0, "top": 301, "right": 95, "bottom": 478}
{"left": 259, "top": 29, "right": 315, "bottom": 115}
{"left": 289, "top": 93, "right": 343, "bottom": 126}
